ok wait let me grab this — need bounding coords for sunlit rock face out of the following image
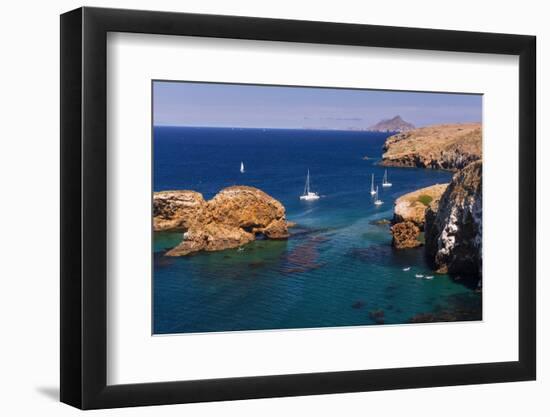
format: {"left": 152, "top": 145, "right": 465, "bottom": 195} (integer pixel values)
{"left": 381, "top": 123, "right": 482, "bottom": 171}
{"left": 424, "top": 161, "right": 483, "bottom": 281}
{"left": 153, "top": 186, "right": 290, "bottom": 256}
{"left": 393, "top": 183, "right": 449, "bottom": 229}
{"left": 391, "top": 221, "right": 422, "bottom": 249}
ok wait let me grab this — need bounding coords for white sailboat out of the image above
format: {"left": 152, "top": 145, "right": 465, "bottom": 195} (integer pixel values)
{"left": 370, "top": 174, "right": 376, "bottom": 196}
{"left": 374, "top": 186, "right": 383, "bottom": 206}
{"left": 382, "top": 169, "right": 392, "bottom": 187}
{"left": 300, "top": 169, "right": 320, "bottom": 201}
{"left": 240, "top": 161, "right": 245, "bottom": 173}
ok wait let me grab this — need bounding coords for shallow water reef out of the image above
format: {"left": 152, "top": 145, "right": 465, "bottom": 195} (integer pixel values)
{"left": 153, "top": 186, "right": 291, "bottom": 256}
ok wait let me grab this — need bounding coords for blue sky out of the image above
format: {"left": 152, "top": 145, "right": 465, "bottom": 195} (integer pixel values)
{"left": 153, "top": 81, "right": 482, "bottom": 129}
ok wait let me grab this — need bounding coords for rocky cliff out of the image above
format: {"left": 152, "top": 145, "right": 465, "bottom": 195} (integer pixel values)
{"left": 368, "top": 115, "right": 415, "bottom": 132}
{"left": 154, "top": 186, "right": 290, "bottom": 256}
{"left": 390, "top": 183, "right": 448, "bottom": 249}
{"left": 381, "top": 123, "right": 481, "bottom": 171}
{"left": 424, "top": 161, "right": 482, "bottom": 281}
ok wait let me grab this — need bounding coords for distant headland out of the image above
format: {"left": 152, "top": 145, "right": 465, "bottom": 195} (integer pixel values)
{"left": 380, "top": 122, "right": 482, "bottom": 171}
{"left": 368, "top": 115, "right": 415, "bottom": 133}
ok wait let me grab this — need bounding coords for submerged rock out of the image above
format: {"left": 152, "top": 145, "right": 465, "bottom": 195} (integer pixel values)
{"left": 369, "top": 218, "right": 392, "bottom": 226}
{"left": 407, "top": 309, "right": 480, "bottom": 323}
{"left": 424, "top": 161, "right": 482, "bottom": 281}
{"left": 153, "top": 186, "right": 291, "bottom": 256}
{"left": 348, "top": 244, "right": 394, "bottom": 267}
{"left": 369, "top": 309, "right": 385, "bottom": 324}
{"left": 391, "top": 221, "right": 422, "bottom": 249}
{"left": 279, "top": 235, "right": 327, "bottom": 275}
{"left": 381, "top": 123, "right": 481, "bottom": 171}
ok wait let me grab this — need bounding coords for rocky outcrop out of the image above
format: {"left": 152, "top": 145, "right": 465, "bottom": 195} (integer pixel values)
{"left": 153, "top": 186, "right": 290, "bottom": 256}
{"left": 207, "top": 187, "right": 289, "bottom": 239}
{"left": 424, "top": 161, "right": 482, "bottom": 280}
{"left": 393, "top": 183, "right": 449, "bottom": 228}
{"left": 153, "top": 190, "right": 209, "bottom": 232}
{"left": 390, "top": 183, "right": 448, "bottom": 249}
{"left": 368, "top": 115, "right": 415, "bottom": 132}
{"left": 391, "top": 221, "right": 422, "bottom": 249}
{"left": 381, "top": 123, "right": 481, "bottom": 171}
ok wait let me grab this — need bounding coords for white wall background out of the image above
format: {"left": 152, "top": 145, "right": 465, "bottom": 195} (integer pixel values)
{"left": 0, "top": 0, "right": 545, "bottom": 415}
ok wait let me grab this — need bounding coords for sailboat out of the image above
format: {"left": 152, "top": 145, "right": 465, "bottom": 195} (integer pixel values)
{"left": 240, "top": 161, "right": 245, "bottom": 173}
{"left": 374, "top": 186, "right": 383, "bottom": 206}
{"left": 382, "top": 169, "right": 392, "bottom": 187}
{"left": 300, "top": 169, "right": 320, "bottom": 201}
{"left": 370, "top": 174, "right": 376, "bottom": 196}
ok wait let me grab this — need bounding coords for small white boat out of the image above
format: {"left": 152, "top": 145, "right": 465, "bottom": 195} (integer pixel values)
{"left": 425, "top": 275, "right": 434, "bottom": 280}
{"left": 370, "top": 174, "right": 376, "bottom": 196}
{"left": 237, "top": 247, "right": 245, "bottom": 252}
{"left": 382, "top": 169, "right": 392, "bottom": 187}
{"left": 240, "top": 161, "right": 245, "bottom": 173}
{"left": 300, "top": 169, "right": 320, "bottom": 201}
{"left": 374, "top": 186, "right": 383, "bottom": 206}
{"left": 403, "top": 267, "right": 411, "bottom": 271}
{"left": 415, "top": 274, "right": 424, "bottom": 278}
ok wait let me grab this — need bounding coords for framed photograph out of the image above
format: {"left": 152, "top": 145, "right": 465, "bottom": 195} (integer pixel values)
{"left": 60, "top": 7, "right": 536, "bottom": 409}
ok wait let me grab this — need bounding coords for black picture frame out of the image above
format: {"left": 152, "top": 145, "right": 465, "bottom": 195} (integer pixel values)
{"left": 60, "top": 6, "right": 536, "bottom": 410}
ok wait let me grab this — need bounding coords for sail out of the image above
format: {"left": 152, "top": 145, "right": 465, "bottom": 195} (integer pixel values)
{"left": 371, "top": 174, "right": 374, "bottom": 193}
{"left": 304, "top": 170, "right": 310, "bottom": 195}
{"left": 240, "top": 162, "right": 245, "bottom": 173}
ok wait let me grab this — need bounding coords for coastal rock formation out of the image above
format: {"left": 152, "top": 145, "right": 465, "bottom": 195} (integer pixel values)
{"left": 393, "top": 183, "right": 449, "bottom": 228}
{"left": 381, "top": 123, "right": 481, "bottom": 171}
{"left": 153, "top": 190, "right": 209, "bottom": 232}
{"left": 391, "top": 221, "right": 422, "bottom": 249}
{"left": 390, "top": 183, "right": 448, "bottom": 249}
{"left": 424, "top": 161, "right": 482, "bottom": 280}
{"left": 208, "top": 187, "right": 289, "bottom": 239}
{"left": 368, "top": 115, "right": 415, "bottom": 133}
{"left": 153, "top": 186, "right": 290, "bottom": 256}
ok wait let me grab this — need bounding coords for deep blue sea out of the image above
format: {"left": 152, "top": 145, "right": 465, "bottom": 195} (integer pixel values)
{"left": 153, "top": 126, "right": 481, "bottom": 334}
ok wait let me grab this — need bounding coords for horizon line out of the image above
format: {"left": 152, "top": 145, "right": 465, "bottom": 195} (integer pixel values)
{"left": 153, "top": 121, "right": 482, "bottom": 131}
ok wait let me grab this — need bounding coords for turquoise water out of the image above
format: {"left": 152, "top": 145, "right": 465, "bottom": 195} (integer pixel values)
{"left": 153, "top": 127, "right": 481, "bottom": 334}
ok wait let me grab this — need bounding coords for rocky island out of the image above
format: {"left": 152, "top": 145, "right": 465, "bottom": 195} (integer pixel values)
{"left": 154, "top": 186, "right": 290, "bottom": 256}
{"left": 368, "top": 115, "right": 415, "bottom": 133}
{"left": 381, "top": 123, "right": 481, "bottom": 171}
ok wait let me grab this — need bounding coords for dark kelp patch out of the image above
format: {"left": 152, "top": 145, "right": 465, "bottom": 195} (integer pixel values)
{"left": 279, "top": 235, "right": 329, "bottom": 275}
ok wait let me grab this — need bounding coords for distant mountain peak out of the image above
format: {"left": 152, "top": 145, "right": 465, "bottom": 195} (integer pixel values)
{"left": 368, "top": 115, "right": 415, "bottom": 132}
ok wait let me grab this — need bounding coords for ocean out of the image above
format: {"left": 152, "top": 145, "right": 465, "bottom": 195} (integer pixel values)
{"left": 153, "top": 126, "right": 481, "bottom": 334}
